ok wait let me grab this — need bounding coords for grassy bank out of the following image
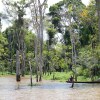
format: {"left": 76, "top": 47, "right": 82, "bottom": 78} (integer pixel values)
{"left": 42, "top": 72, "right": 91, "bottom": 82}
{"left": 0, "top": 71, "right": 94, "bottom": 82}
{"left": 0, "top": 71, "right": 15, "bottom": 76}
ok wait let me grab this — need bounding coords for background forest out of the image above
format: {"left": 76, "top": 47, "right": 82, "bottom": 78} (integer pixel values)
{"left": 0, "top": 0, "right": 100, "bottom": 82}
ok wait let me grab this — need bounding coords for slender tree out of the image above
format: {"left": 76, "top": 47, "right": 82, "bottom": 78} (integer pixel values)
{"left": 95, "top": 0, "right": 100, "bottom": 42}
{"left": 29, "top": 0, "right": 47, "bottom": 82}
{"left": 2, "top": 0, "right": 29, "bottom": 78}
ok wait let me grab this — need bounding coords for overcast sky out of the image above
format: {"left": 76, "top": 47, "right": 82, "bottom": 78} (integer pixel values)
{"left": 0, "top": 0, "right": 90, "bottom": 31}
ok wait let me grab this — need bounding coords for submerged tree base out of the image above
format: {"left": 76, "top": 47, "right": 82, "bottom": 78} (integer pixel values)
{"left": 28, "top": 83, "right": 41, "bottom": 86}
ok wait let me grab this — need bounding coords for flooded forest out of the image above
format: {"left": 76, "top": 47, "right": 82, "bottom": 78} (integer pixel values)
{"left": 0, "top": 0, "right": 100, "bottom": 100}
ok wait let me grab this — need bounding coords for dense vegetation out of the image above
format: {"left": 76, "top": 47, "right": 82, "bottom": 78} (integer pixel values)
{"left": 0, "top": 0, "right": 100, "bottom": 82}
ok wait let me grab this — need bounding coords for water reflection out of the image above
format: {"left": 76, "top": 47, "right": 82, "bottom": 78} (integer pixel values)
{"left": 0, "top": 76, "right": 100, "bottom": 100}
{"left": 34, "top": 83, "right": 70, "bottom": 89}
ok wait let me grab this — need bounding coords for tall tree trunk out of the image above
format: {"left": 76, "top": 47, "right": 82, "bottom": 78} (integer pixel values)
{"left": 16, "top": 50, "right": 21, "bottom": 82}
{"left": 30, "top": 0, "right": 47, "bottom": 82}
{"left": 20, "top": 32, "right": 25, "bottom": 77}
{"left": 29, "top": 61, "right": 33, "bottom": 86}
{"left": 34, "top": 36, "right": 39, "bottom": 82}
{"left": 95, "top": 0, "right": 100, "bottom": 42}
{"left": 21, "top": 51, "right": 25, "bottom": 76}
{"left": 73, "top": 42, "right": 77, "bottom": 81}
{"left": 0, "top": 18, "right": 1, "bottom": 33}
{"left": 69, "top": 17, "right": 77, "bottom": 87}
{"left": 8, "top": 34, "right": 13, "bottom": 74}
{"left": 38, "top": 0, "right": 44, "bottom": 81}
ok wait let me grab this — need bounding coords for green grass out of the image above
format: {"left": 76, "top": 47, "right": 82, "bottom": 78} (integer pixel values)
{"left": 0, "top": 71, "right": 97, "bottom": 82}
{"left": 43, "top": 72, "right": 91, "bottom": 82}
{"left": 43, "top": 72, "right": 73, "bottom": 82}
{"left": 0, "top": 71, "right": 16, "bottom": 75}
{"left": 77, "top": 76, "right": 91, "bottom": 81}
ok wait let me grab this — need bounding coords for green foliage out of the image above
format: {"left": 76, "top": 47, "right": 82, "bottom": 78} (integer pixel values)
{"left": 49, "top": 5, "right": 60, "bottom": 16}
{"left": 0, "top": 33, "right": 8, "bottom": 62}
{"left": 0, "top": 0, "right": 99, "bottom": 82}
{"left": 25, "top": 31, "right": 35, "bottom": 52}
{"left": 47, "top": 28, "right": 56, "bottom": 39}
{"left": 79, "top": 1, "right": 97, "bottom": 45}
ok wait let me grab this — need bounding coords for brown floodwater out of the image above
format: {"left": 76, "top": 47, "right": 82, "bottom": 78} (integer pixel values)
{"left": 0, "top": 76, "right": 100, "bottom": 100}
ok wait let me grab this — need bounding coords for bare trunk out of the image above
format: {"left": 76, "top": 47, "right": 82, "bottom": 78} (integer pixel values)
{"left": 34, "top": 36, "right": 39, "bottom": 82}
{"left": 29, "top": 61, "right": 33, "bottom": 86}
{"left": 21, "top": 51, "right": 25, "bottom": 76}
{"left": 16, "top": 50, "right": 21, "bottom": 82}
{"left": 69, "top": 16, "right": 77, "bottom": 87}
{"left": 10, "top": 60, "right": 13, "bottom": 74}
{"left": 30, "top": 0, "right": 47, "bottom": 82}
{"left": 95, "top": 0, "right": 100, "bottom": 42}
{"left": 36, "top": 71, "right": 39, "bottom": 82}
{"left": 73, "top": 42, "right": 77, "bottom": 81}
{"left": 38, "top": 0, "right": 44, "bottom": 82}
{"left": 0, "top": 18, "right": 1, "bottom": 32}
{"left": 20, "top": 32, "right": 25, "bottom": 77}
